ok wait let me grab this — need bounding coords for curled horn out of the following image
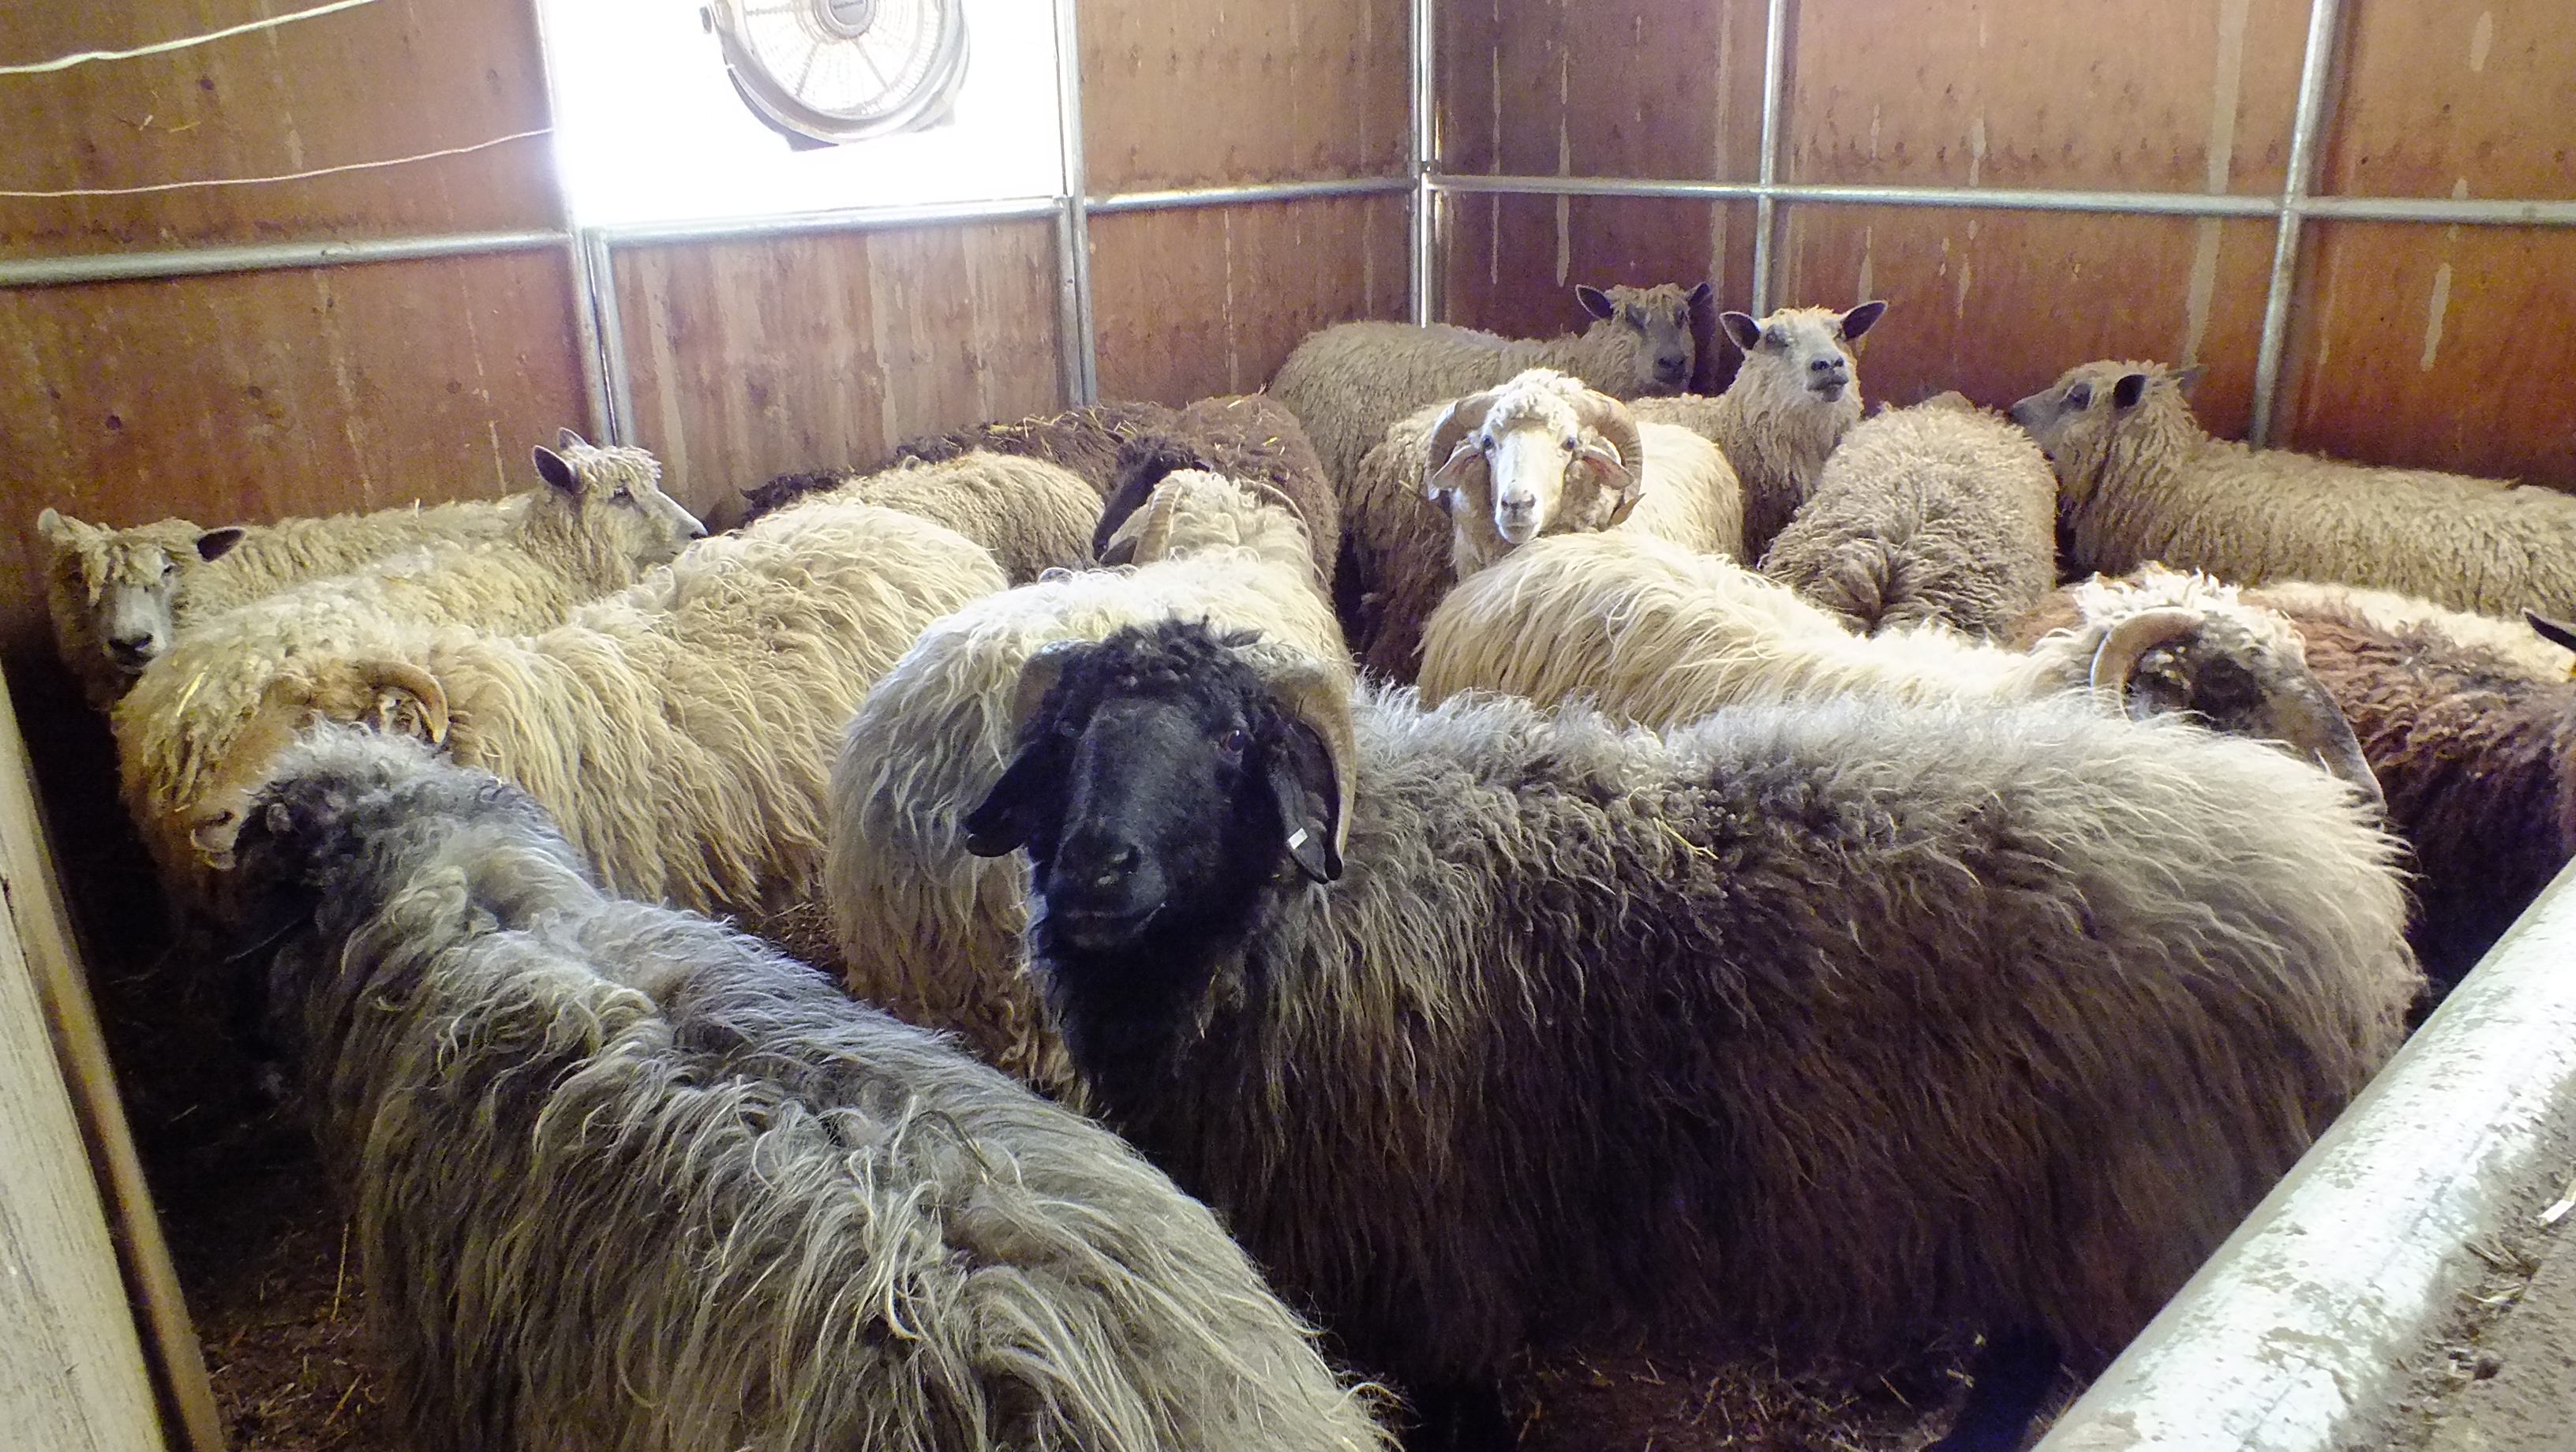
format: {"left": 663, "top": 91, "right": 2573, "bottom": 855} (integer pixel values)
{"left": 353, "top": 660, "right": 451, "bottom": 745}
{"left": 1421, "top": 391, "right": 1500, "bottom": 503}
{"left": 2088, "top": 606, "right": 2204, "bottom": 716}
{"left": 1005, "top": 637, "right": 1091, "bottom": 739}
{"left": 1099, "top": 483, "right": 1178, "bottom": 567}
{"left": 1234, "top": 642, "right": 1358, "bottom": 866}
{"left": 1569, "top": 391, "right": 1646, "bottom": 525}
{"left": 2524, "top": 609, "right": 2576, "bottom": 673}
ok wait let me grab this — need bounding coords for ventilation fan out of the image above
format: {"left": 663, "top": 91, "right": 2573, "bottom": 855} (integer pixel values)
{"left": 702, "top": 0, "right": 969, "bottom": 147}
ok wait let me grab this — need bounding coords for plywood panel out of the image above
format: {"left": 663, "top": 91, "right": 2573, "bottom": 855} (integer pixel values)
{"left": 1081, "top": 0, "right": 1407, "bottom": 192}
{"left": 2279, "top": 222, "right": 2576, "bottom": 488}
{"left": 1439, "top": 193, "right": 1743, "bottom": 392}
{"left": 0, "top": 249, "right": 589, "bottom": 667}
{"left": 1786, "top": 0, "right": 2308, "bottom": 193}
{"left": 2323, "top": 0, "right": 2576, "bottom": 200}
{"left": 1091, "top": 192, "right": 1408, "bottom": 402}
{"left": 1772, "top": 204, "right": 2278, "bottom": 432}
{"left": 616, "top": 219, "right": 1065, "bottom": 518}
{"left": 1436, "top": 0, "right": 1765, "bottom": 181}
{"left": 0, "top": 0, "right": 557, "bottom": 256}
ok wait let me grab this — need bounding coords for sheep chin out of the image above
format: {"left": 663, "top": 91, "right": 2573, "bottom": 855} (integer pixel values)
{"left": 1495, "top": 512, "right": 1541, "bottom": 546}
{"left": 1809, "top": 380, "right": 1848, "bottom": 403}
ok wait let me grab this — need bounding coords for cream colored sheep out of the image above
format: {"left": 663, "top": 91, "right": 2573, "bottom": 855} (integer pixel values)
{"left": 1758, "top": 391, "right": 2057, "bottom": 638}
{"left": 760, "top": 451, "right": 1103, "bottom": 584}
{"left": 824, "top": 470, "right": 1344, "bottom": 1093}
{"left": 2011, "top": 360, "right": 2576, "bottom": 617}
{"left": 1634, "top": 300, "right": 1886, "bottom": 561}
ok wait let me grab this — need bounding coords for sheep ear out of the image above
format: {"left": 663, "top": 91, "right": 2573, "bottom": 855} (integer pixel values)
{"left": 533, "top": 445, "right": 580, "bottom": 495}
{"left": 1575, "top": 285, "right": 1616, "bottom": 320}
{"left": 2112, "top": 372, "right": 2152, "bottom": 410}
{"left": 1720, "top": 311, "right": 1764, "bottom": 352}
{"left": 557, "top": 427, "right": 589, "bottom": 451}
{"left": 1424, "top": 441, "right": 1483, "bottom": 510}
{"left": 961, "top": 747, "right": 1054, "bottom": 858}
{"left": 36, "top": 507, "right": 71, "bottom": 544}
{"left": 2525, "top": 610, "right": 2576, "bottom": 655}
{"left": 2172, "top": 363, "right": 2207, "bottom": 392}
{"left": 1841, "top": 300, "right": 1889, "bottom": 339}
{"left": 196, "top": 526, "right": 248, "bottom": 563}
{"left": 1687, "top": 281, "right": 1713, "bottom": 308}
{"left": 1266, "top": 720, "right": 1342, "bottom": 884}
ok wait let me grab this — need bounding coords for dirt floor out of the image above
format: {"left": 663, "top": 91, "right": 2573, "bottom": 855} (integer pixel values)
{"left": 2379, "top": 1160, "right": 2576, "bottom": 1452}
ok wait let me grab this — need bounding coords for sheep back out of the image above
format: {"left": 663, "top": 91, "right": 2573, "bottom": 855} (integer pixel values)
{"left": 234, "top": 728, "right": 1387, "bottom": 1452}
{"left": 1758, "top": 395, "right": 2057, "bottom": 637}
{"left": 1616, "top": 421, "right": 1744, "bottom": 559}
{"left": 2244, "top": 578, "right": 2576, "bottom": 683}
{"left": 767, "top": 451, "right": 1103, "bottom": 583}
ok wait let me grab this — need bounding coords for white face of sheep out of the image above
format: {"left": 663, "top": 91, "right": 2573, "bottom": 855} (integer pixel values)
{"left": 1719, "top": 301, "right": 1886, "bottom": 406}
{"left": 1425, "top": 384, "right": 1627, "bottom": 551}
{"left": 38, "top": 509, "right": 248, "bottom": 676}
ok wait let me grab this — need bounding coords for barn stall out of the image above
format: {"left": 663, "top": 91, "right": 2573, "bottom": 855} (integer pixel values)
{"left": 2, "top": 0, "right": 2572, "bottom": 1448}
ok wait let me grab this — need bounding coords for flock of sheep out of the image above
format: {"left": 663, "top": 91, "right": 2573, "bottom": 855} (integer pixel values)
{"left": 36, "top": 278, "right": 2576, "bottom": 1452}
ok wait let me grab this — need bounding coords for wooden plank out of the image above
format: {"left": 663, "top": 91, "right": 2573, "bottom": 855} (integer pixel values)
{"left": 1438, "top": 0, "right": 1765, "bottom": 181}
{"left": 0, "top": 669, "right": 175, "bottom": 1452}
{"left": 2279, "top": 221, "right": 2576, "bottom": 488}
{"left": 613, "top": 219, "right": 1064, "bottom": 518}
{"left": 1090, "top": 193, "right": 1409, "bottom": 403}
{"left": 0, "top": 249, "right": 588, "bottom": 669}
{"left": 1772, "top": 204, "right": 2278, "bottom": 433}
{"left": 1080, "top": 0, "right": 1407, "bottom": 192}
{"left": 1438, "top": 193, "right": 1745, "bottom": 391}
{"left": 0, "top": 0, "right": 557, "bottom": 256}
{"left": 1785, "top": 0, "right": 2307, "bottom": 193}
{"left": 2323, "top": 0, "right": 2576, "bottom": 200}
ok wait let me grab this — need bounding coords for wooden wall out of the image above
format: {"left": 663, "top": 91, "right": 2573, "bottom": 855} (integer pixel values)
{"left": 1436, "top": 0, "right": 2576, "bottom": 485}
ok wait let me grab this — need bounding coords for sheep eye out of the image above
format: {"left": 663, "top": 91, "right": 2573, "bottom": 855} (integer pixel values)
{"left": 1219, "top": 728, "right": 1249, "bottom": 756}
{"left": 1562, "top": 436, "right": 1579, "bottom": 453}
{"left": 1764, "top": 330, "right": 1787, "bottom": 349}
{"left": 2066, "top": 383, "right": 2094, "bottom": 409}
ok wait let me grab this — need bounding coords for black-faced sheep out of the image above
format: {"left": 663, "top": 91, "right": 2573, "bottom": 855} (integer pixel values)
{"left": 1340, "top": 371, "right": 1738, "bottom": 683}
{"left": 32, "top": 435, "right": 658, "bottom": 709}
{"left": 962, "top": 618, "right": 2417, "bottom": 1451}
{"left": 2009, "top": 361, "right": 2576, "bottom": 617}
{"left": 1418, "top": 536, "right": 2381, "bottom": 806}
{"left": 825, "top": 470, "right": 1343, "bottom": 1095}
{"left": 1633, "top": 300, "right": 1887, "bottom": 561}
{"left": 190, "top": 500, "right": 1008, "bottom": 971}
{"left": 113, "top": 440, "right": 710, "bottom": 894}
{"left": 1758, "top": 391, "right": 2056, "bottom": 638}
{"left": 1268, "top": 281, "right": 1711, "bottom": 504}
{"left": 752, "top": 451, "right": 1103, "bottom": 585}
{"left": 224, "top": 725, "right": 1390, "bottom": 1452}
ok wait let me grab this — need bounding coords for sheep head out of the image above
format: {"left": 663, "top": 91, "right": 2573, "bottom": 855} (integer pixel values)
{"left": 188, "top": 658, "right": 452, "bottom": 870}
{"left": 2076, "top": 566, "right": 2383, "bottom": 811}
{"left": 962, "top": 620, "right": 1355, "bottom": 1072}
{"left": 1423, "top": 370, "right": 1646, "bottom": 575}
{"left": 2006, "top": 361, "right": 2205, "bottom": 498}
{"left": 1717, "top": 300, "right": 1885, "bottom": 409}
{"left": 37, "top": 508, "right": 245, "bottom": 684}
{"left": 528, "top": 428, "right": 710, "bottom": 578}
{"left": 1577, "top": 280, "right": 1713, "bottom": 394}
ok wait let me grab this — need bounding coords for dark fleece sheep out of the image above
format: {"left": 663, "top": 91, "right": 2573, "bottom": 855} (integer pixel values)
{"left": 963, "top": 619, "right": 2418, "bottom": 1452}
{"left": 227, "top": 725, "right": 1390, "bottom": 1452}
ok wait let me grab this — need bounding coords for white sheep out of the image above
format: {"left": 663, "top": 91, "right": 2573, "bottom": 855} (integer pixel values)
{"left": 1417, "top": 533, "right": 2383, "bottom": 806}
{"left": 1634, "top": 300, "right": 1887, "bottom": 561}
{"left": 757, "top": 450, "right": 1104, "bottom": 585}
{"left": 187, "top": 500, "right": 1009, "bottom": 968}
{"left": 824, "top": 470, "right": 1345, "bottom": 1094}
{"left": 1758, "top": 391, "right": 2057, "bottom": 638}
{"left": 2009, "top": 359, "right": 2576, "bottom": 617}
{"left": 1268, "top": 281, "right": 1711, "bottom": 501}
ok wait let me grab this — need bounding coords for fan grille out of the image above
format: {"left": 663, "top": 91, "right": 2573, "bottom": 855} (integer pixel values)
{"left": 710, "top": 0, "right": 968, "bottom": 141}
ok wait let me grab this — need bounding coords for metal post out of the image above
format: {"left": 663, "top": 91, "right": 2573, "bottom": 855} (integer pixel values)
{"left": 1748, "top": 0, "right": 1791, "bottom": 315}
{"left": 1409, "top": 0, "right": 1436, "bottom": 324}
{"left": 562, "top": 234, "right": 612, "bottom": 444}
{"left": 1052, "top": 0, "right": 1098, "bottom": 405}
{"left": 584, "top": 228, "right": 635, "bottom": 447}
{"left": 2248, "top": 0, "right": 2343, "bottom": 447}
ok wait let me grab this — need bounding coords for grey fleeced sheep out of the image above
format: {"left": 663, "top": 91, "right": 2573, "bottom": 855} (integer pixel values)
{"left": 754, "top": 451, "right": 1104, "bottom": 584}
{"left": 2010, "top": 360, "right": 2576, "bottom": 616}
{"left": 114, "top": 440, "right": 710, "bottom": 894}
{"left": 962, "top": 618, "right": 2417, "bottom": 1450}
{"left": 190, "top": 500, "right": 1008, "bottom": 971}
{"left": 226, "top": 726, "right": 1389, "bottom": 1452}
{"left": 826, "top": 470, "right": 1344, "bottom": 1094}
{"left": 1758, "top": 391, "right": 2056, "bottom": 638}
{"left": 1267, "top": 282, "right": 1710, "bottom": 503}
{"left": 1418, "top": 533, "right": 2381, "bottom": 804}
{"left": 1634, "top": 300, "right": 1887, "bottom": 563}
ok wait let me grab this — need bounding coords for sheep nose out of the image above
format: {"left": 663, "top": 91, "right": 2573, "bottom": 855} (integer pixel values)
{"left": 107, "top": 634, "right": 159, "bottom": 668}
{"left": 1655, "top": 356, "right": 1687, "bottom": 383}
{"left": 1088, "top": 842, "right": 1140, "bottom": 891}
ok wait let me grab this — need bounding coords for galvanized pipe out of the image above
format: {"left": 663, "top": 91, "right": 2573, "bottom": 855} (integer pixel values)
{"left": 1748, "top": 0, "right": 1791, "bottom": 315}
{"left": 0, "top": 229, "right": 567, "bottom": 288}
{"left": 2036, "top": 859, "right": 2576, "bottom": 1451}
{"left": 1087, "top": 176, "right": 1411, "bottom": 214}
{"left": 562, "top": 234, "right": 612, "bottom": 445}
{"left": 1050, "top": 0, "right": 1097, "bottom": 405}
{"left": 583, "top": 229, "right": 635, "bottom": 447}
{"left": 589, "top": 196, "right": 1061, "bottom": 250}
{"left": 2249, "top": 0, "right": 2345, "bottom": 447}
{"left": 1408, "top": 0, "right": 1436, "bottom": 324}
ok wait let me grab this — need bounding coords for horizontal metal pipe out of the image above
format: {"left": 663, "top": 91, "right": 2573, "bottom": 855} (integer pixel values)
{"left": 2037, "top": 859, "right": 2576, "bottom": 1450}
{"left": 1087, "top": 176, "right": 1411, "bottom": 215}
{"left": 0, "top": 228, "right": 567, "bottom": 288}
{"left": 2298, "top": 193, "right": 2576, "bottom": 225}
{"left": 592, "top": 196, "right": 1061, "bottom": 249}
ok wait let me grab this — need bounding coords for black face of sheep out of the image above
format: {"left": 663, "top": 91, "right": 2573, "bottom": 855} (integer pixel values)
{"left": 1579, "top": 282, "right": 1712, "bottom": 391}
{"left": 964, "top": 623, "right": 1341, "bottom": 1072}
